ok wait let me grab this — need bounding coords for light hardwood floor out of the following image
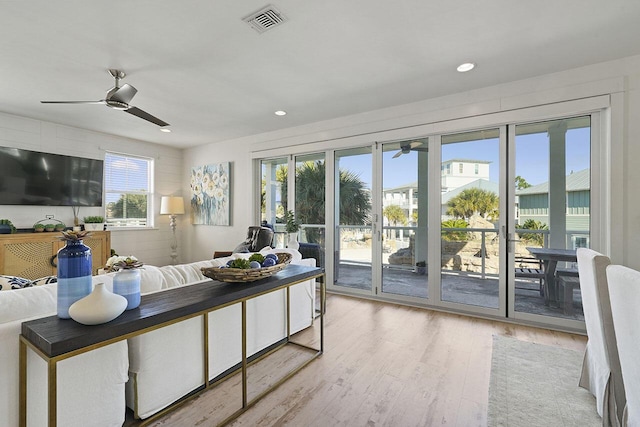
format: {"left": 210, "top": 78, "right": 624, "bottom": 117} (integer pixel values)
{"left": 148, "top": 293, "right": 587, "bottom": 427}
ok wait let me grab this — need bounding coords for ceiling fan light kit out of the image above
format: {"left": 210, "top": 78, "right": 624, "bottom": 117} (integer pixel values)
{"left": 41, "top": 69, "right": 169, "bottom": 127}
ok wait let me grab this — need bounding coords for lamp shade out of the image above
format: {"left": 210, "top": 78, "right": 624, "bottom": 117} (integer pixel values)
{"left": 160, "top": 196, "right": 185, "bottom": 215}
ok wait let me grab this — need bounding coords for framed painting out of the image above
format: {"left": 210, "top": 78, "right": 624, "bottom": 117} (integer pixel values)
{"left": 190, "top": 162, "right": 230, "bottom": 225}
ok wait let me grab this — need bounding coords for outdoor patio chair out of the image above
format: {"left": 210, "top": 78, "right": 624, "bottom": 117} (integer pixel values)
{"left": 514, "top": 256, "right": 545, "bottom": 296}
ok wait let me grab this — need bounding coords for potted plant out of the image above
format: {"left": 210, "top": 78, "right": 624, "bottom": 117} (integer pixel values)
{"left": 83, "top": 216, "right": 105, "bottom": 231}
{"left": 0, "top": 219, "right": 16, "bottom": 234}
{"left": 33, "top": 223, "right": 45, "bottom": 232}
{"left": 284, "top": 210, "right": 300, "bottom": 249}
{"left": 55, "top": 222, "right": 66, "bottom": 231}
{"left": 44, "top": 223, "right": 55, "bottom": 232}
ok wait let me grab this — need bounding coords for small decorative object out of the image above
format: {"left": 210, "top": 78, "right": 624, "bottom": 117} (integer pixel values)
{"left": 56, "top": 230, "right": 93, "bottom": 319}
{"left": 106, "top": 255, "right": 143, "bottom": 310}
{"left": 72, "top": 205, "right": 80, "bottom": 227}
{"left": 33, "top": 223, "right": 45, "bottom": 232}
{"left": 414, "top": 260, "right": 427, "bottom": 275}
{"left": 285, "top": 210, "right": 300, "bottom": 249}
{"left": 83, "top": 215, "right": 105, "bottom": 231}
{"left": 201, "top": 252, "right": 291, "bottom": 283}
{"left": 44, "top": 223, "right": 55, "bottom": 232}
{"left": 55, "top": 222, "right": 66, "bottom": 231}
{"left": 0, "top": 219, "right": 17, "bottom": 234}
{"left": 69, "top": 283, "right": 127, "bottom": 325}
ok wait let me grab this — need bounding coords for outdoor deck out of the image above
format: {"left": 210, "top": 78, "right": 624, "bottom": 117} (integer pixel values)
{"left": 334, "top": 263, "right": 584, "bottom": 321}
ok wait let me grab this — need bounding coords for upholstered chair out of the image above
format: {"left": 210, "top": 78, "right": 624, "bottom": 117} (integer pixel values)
{"left": 577, "top": 248, "right": 625, "bottom": 426}
{"left": 606, "top": 265, "right": 640, "bottom": 427}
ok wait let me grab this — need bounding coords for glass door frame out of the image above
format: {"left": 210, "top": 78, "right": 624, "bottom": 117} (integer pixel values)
{"left": 428, "top": 129, "right": 508, "bottom": 319}
{"left": 506, "top": 111, "right": 602, "bottom": 332}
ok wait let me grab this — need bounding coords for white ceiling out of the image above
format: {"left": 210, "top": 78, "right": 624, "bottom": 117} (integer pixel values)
{"left": 2, "top": 1, "right": 640, "bottom": 149}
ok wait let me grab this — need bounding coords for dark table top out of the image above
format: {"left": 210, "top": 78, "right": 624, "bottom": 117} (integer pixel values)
{"left": 526, "top": 247, "right": 577, "bottom": 262}
{"left": 21, "top": 264, "right": 323, "bottom": 358}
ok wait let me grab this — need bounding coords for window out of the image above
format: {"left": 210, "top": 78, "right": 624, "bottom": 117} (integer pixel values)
{"left": 459, "top": 163, "right": 463, "bottom": 173}
{"left": 475, "top": 163, "right": 479, "bottom": 174}
{"left": 104, "top": 152, "right": 153, "bottom": 227}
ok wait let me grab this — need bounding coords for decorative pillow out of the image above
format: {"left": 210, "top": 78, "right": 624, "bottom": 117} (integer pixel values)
{"left": 0, "top": 275, "right": 33, "bottom": 290}
{"left": 32, "top": 276, "right": 58, "bottom": 286}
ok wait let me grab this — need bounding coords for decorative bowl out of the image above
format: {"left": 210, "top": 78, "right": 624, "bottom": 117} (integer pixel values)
{"left": 201, "top": 252, "right": 292, "bottom": 283}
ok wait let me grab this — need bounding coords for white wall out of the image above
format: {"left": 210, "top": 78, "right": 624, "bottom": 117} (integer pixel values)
{"left": 183, "top": 54, "right": 640, "bottom": 270}
{"left": 181, "top": 141, "right": 255, "bottom": 263}
{"left": 0, "top": 113, "right": 183, "bottom": 267}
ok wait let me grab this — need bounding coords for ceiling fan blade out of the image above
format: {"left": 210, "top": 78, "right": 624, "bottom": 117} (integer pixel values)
{"left": 125, "top": 106, "right": 170, "bottom": 127}
{"left": 392, "top": 150, "right": 403, "bottom": 159}
{"left": 409, "top": 141, "right": 423, "bottom": 149}
{"left": 108, "top": 84, "right": 137, "bottom": 104}
{"left": 41, "top": 100, "right": 105, "bottom": 104}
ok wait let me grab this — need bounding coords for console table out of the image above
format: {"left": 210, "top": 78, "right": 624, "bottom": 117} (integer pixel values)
{"left": 19, "top": 264, "right": 325, "bottom": 426}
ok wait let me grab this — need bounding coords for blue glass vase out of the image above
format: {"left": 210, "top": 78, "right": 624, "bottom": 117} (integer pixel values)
{"left": 113, "top": 269, "right": 141, "bottom": 310}
{"left": 57, "top": 240, "right": 93, "bottom": 319}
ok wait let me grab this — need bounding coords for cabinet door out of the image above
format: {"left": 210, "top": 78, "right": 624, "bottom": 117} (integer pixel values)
{"left": 1, "top": 240, "right": 56, "bottom": 280}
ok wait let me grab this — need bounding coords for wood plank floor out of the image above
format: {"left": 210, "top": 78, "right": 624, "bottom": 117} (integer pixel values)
{"left": 147, "top": 293, "right": 587, "bottom": 427}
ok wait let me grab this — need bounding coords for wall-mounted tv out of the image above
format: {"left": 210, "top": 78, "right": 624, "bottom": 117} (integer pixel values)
{"left": 0, "top": 146, "right": 103, "bottom": 206}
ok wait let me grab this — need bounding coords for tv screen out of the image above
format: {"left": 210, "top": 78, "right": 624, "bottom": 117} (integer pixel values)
{"left": 0, "top": 147, "right": 103, "bottom": 206}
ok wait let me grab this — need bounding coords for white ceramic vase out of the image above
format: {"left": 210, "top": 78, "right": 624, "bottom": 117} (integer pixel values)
{"left": 286, "top": 233, "right": 300, "bottom": 250}
{"left": 69, "top": 283, "right": 127, "bottom": 325}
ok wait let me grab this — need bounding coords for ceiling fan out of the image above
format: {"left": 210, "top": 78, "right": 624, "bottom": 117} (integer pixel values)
{"left": 392, "top": 141, "right": 428, "bottom": 158}
{"left": 41, "top": 69, "right": 169, "bottom": 127}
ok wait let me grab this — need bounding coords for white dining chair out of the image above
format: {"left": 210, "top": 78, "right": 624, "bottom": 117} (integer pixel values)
{"left": 606, "top": 264, "right": 640, "bottom": 426}
{"left": 577, "top": 248, "right": 625, "bottom": 426}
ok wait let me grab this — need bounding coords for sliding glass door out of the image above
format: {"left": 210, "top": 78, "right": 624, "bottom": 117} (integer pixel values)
{"left": 440, "top": 129, "right": 503, "bottom": 312}
{"left": 509, "top": 116, "right": 591, "bottom": 324}
{"left": 257, "top": 102, "right": 602, "bottom": 332}
{"left": 333, "top": 147, "right": 373, "bottom": 294}
{"left": 380, "top": 139, "right": 429, "bottom": 300}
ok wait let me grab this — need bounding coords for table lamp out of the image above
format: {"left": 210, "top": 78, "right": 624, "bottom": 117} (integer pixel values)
{"left": 160, "top": 196, "right": 185, "bottom": 264}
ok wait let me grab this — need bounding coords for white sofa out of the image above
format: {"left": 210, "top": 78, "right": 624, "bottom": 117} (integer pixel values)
{"left": 0, "top": 282, "right": 129, "bottom": 427}
{"left": 0, "top": 247, "right": 316, "bottom": 425}
{"left": 121, "top": 248, "right": 316, "bottom": 419}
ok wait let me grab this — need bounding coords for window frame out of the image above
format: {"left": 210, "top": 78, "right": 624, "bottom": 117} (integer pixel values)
{"left": 104, "top": 152, "right": 154, "bottom": 229}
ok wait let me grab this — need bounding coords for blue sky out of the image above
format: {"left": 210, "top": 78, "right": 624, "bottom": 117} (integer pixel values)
{"left": 338, "top": 127, "right": 590, "bottom": 189}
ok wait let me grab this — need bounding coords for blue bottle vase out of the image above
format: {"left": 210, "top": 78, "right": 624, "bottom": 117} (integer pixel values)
{"left": 57, "top": 240, "right": 93, "bottom": 319}
{"left": 113, "top": 269, "right": 141, "bottom": 310}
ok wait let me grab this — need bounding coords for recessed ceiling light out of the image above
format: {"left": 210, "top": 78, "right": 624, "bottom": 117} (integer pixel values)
{"left": 160, "top": 127, "right": 171, "bottom": 133}
{"left": 457, "top": 62, "right": 475, "bottom": 73}
{"left": 274, "top": 110, "right": 287, "bottom": 116}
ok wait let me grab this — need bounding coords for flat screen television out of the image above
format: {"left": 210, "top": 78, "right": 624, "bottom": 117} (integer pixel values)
{"left": 0, "top": 146, "right": 103, "bottom": 206}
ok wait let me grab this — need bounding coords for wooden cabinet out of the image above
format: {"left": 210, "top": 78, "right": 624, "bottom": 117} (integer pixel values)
{"left": 0, "top": 231, "right": 110, "bottom": 280}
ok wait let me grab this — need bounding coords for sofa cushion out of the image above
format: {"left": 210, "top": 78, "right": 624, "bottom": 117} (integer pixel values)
{"left": 0, "top": 275, "right": 58, "bottom": 291}
{"left": 0, "top": 275, "right": 33, "bottom": 290}
{"left": 0, "top": 283, "right": 57, "bottom": 325}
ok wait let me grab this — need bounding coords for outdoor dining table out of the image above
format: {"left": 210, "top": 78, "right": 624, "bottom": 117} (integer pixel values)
{"left": 526, "top": 247, "right": 578, "bottom": 305}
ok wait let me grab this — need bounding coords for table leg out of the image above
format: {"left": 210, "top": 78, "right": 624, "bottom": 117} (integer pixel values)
{"left": 19, "top": 338, "right": 27, "bottom": 427}
{"left": 543, "top": 260, "right": 559, "bottom": 306}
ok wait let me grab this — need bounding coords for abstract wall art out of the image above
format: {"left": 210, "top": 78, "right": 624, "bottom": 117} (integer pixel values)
{"left": 190, "top": 162, "right": 230, "bottom": 225}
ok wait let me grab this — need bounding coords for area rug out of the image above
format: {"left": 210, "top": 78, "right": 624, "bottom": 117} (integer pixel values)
{"left": 488, "top": 335, "right": 600, "bottom": 427}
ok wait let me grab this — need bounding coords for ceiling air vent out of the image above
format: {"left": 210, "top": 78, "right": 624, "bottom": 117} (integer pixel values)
{"left": 243, "top": 5, "right": 287, "bottom": 34}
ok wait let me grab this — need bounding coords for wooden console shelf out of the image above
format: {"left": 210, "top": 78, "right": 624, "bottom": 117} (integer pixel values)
{"left": 0, "top": 231, "right": 111, "bottom": 280}
{"left": 19, "top": 264, "right": 325, "bottom": 427}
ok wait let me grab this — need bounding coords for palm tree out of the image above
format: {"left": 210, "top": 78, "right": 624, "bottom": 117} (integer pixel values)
{"left": 447, "top": 188, "right": 499, "bottom": 220}
{"left": 277, "top": 161, "right": 371, "bottom": 243}
{"left": 383, "top": 205, "right": 407, "bottom": 226}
